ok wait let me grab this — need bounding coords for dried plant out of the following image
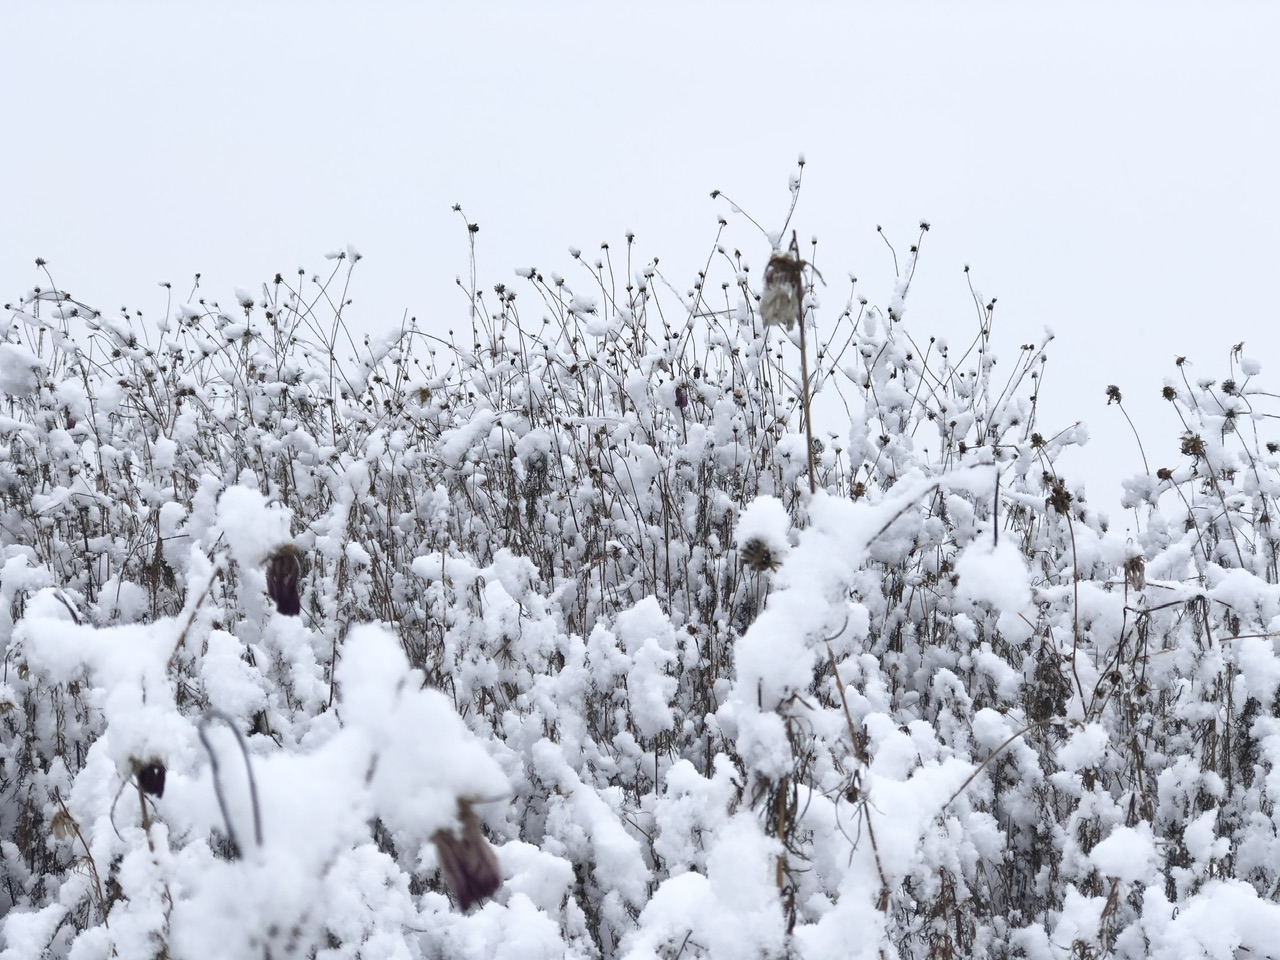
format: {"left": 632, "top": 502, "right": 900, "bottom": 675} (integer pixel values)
{"left": 2, "top": 170, "right": 1278, "bottom": 958}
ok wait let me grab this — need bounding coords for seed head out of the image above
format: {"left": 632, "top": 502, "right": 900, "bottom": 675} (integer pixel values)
{"left": 740, "top": 537, "right": 781, "bottom": 572}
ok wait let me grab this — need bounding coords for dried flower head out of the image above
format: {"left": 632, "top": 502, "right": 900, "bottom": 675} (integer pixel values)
{"left": 432, "top": 800, "right": 501, "bottom": 911}
{"left": 266, "top": 544, "right": 303, "bottom": 616}
{"left": 1044, "top": 476, "right": 1072, "bottom": 515}
{"left": 740, "top": 536, "right": 781, "bottom": 573}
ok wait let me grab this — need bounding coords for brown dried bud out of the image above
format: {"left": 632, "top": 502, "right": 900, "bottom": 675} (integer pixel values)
{"left": 266, "top": 545, "right": 303, "bottom": 616}
{"left": 432, "top": 800, "right": 501, "bottom": 911}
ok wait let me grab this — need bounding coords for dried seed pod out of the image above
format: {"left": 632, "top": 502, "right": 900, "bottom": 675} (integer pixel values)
{"left": 265, "top": 544, "right": 303, "bottom": 616}
{"left": 50, "top": 808, "right": 76, "bottom": 841}
{"left": 761, "top": 250, "right": 805, "bottom": 331}
{"left": 1044, "top": 476, "right": 1073, "bottom": 515}
{"left": 1123, "top": 555, "right": 1146, "bottom": 592}
{"left": 432, "top": 800, "right": 501, "bottom": 910}
{"left": 136, "top": 762, "right": 167, "bottom": 798}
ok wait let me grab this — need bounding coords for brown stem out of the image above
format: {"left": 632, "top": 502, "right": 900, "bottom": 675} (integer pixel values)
{"left": 798, "top": 307, "right": 817, "bottom": 496}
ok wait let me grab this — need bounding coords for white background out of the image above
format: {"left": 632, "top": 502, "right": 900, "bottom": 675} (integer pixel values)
{"left": 5, "top": 1, "right": 1279, "bottom": 523}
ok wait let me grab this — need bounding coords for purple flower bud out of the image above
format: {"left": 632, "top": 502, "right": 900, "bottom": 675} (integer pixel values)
{"left": 136, "top": 762, "right": 166, "bottom": 798}
{"left": 266, "top": 546, "right": 302, "bottom": 616}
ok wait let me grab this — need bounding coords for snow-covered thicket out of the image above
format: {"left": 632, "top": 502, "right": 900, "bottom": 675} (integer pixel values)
{"left": 3, "top": 183, "right": 1280, "bottom": 958}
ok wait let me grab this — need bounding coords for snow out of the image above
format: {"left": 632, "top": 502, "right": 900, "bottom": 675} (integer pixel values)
{"left": 0, "top": 343, "right": 42, "bottom": 396}
{"left": 1089, "top": 824, "right": 1157, "bottom": 884}
{"left": 734, "top": 495, "right": 791, "bottom": 563}
{"left": 626, "top": 817, "right": 786, "bottom": 960}
{"left": 1142, "top": 881, "right": 1280, "bottom": 960}
{"left": 1057, "top": 723, "right": 1109, "bottom": 772}
{"left": 954, "top": 537, "right": 1032, "bottom": 613}
{"left": 215, "top": 485, "right": 293, "bottom": 568}
{"left": 612, "top": 598, "right": 678, "bottom": 739}
{"left": 1181, "top": 809, "right": 1229, "bottom": 867}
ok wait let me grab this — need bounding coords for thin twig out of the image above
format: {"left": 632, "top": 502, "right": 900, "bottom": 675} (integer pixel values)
{"left": 198, "top": 710, "right": 264, "bottom": 856}
{"left": 53, "top": 789, "right": 111, "bottom": 926}
{"left": 825, "top": 644, "right": 891, "bottom": 905}
{"left": 942, "top": 718, "right": 1064, "bottom": 809}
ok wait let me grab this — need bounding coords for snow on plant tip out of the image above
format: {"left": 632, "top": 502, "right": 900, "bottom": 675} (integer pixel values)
{"left": 2, "top": 193, "right": 1280, "bottom": 958}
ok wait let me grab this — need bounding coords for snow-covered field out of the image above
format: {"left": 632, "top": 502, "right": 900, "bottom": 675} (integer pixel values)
{"left": 3, "top": 217, "right": 1280, "bottom": 957}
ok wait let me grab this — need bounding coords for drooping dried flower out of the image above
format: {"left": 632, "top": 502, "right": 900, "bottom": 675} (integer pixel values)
{"left": 432, "top": 800, "right": 501, "bottom": 911}
{"left": 136, "top": 761, "right": 167, "bottom": 798}
{"left": 266, "top": 544, "right": 303, "bottom": 616}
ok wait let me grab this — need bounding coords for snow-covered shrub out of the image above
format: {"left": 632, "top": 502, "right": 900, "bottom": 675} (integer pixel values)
{"left": 3, "top": 172, "right": 1280, "bottom": 957}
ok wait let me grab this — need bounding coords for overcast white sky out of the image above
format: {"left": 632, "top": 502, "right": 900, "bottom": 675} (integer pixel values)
{"left": 5, "top": 2, "right": 1279, "bottom": 524}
